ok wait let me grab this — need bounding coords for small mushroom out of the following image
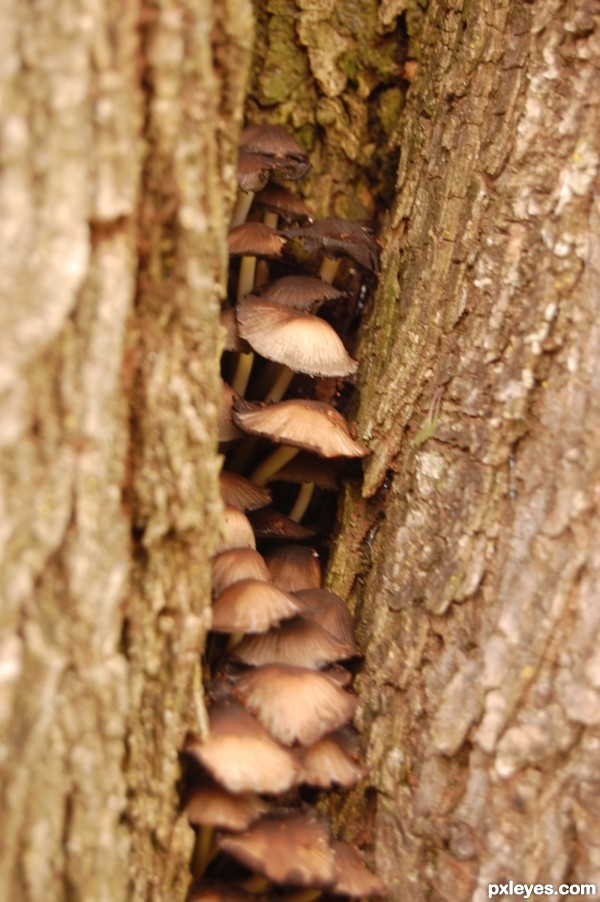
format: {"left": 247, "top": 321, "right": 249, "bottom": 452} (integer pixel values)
{"left": 298, "top": 734, "right": 366, "bottom": 789}
{"left": 260, "top": 274, "right": 344, "bottom": 310}
{"left": 294, "top": 588, "right": 357, "bottom": 650}
{"left": 239, "top": 124, "right": 310, "bottom": 180}
{"left": 218, "top": 811, "right": 336, "bottom": 889}
{"left": 231, "top": 616, "right": 354, "bottom": 670}
{"left": 219, "top": 471, "right": 271, "bottom": 511}
{"left": 216, "top": 506, "right": 257, "bottom": 554}
{"left": 211, "top": 579, "right": 302, "bottom": 635}
{"left": 184, "top": 777, "right": 267, "bottom": 832}
{"left": 234, "top": 664, "right": 357, "bottom": 746}
{"left": 248, "top": 507, "right": 316, "bottom": 540}
{"left": 253, "top": 183, "right": 313, "bottom": 226}
{"left": 183, "top": 701, "right": 301, "bottom": 794}
{"left": 329, "top": 839, "right": 387, "bottom": 897}
{"left": 212, "top": 548, "right": 271, "bottom": 595}
{"left": 265, "top": 545, "right": 322, "bottom": 591}
{"left": 280, "top": 218, "right": 379, "bottom": 274}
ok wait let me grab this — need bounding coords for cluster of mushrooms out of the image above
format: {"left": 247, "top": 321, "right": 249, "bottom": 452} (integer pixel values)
{"left": 181, "top": 124, "right": 385, "bottom": 902}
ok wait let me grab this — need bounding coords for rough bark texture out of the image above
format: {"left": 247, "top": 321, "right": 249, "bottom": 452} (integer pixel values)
{"left": 324, "top": 1, "right": 600, "bottom": 900}
{"left": 0, "top": 0, "right": 251, "bottom": 899}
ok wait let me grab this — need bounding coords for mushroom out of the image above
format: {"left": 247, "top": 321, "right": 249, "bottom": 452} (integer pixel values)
{"left": 260, "top": 274, "right": 344, "bottom": 310}
{"left": 219, "top": 471, "right": 271, "bottom": 511}
{"left": 329, "top": 839, "right": 387, "bottom": 897}
{"left": 231, "top": 616, "right": 354, "bottom": 670}
{"left": 216, "top": 506, "right": 257, "bottom": 554}
{"left": 271, "top": 452, "right": 339, "bottom": 524}
{"left": 234, "top": 663, "right": 357, "bottom": 746}
{"left": 218, "top": 810, "right": 336, "bottom": 889}
{"left": 279, "top": 217, "right": 379, "bottom": 280}
{"left": 253, "top": 182, "right": 312, "bottom": 227}
{"left": 265, "top": 544, "right": 322, "bottom": 591}
{"left": 298, "top": 734, "right": 366, "bottom": 789}
{"left": 294, "top": 588, "right": 357, "bottom": 651}
{"left": 236, "top": 296, "right": 357, "bottom": 403}
{"left": 211, "top": 548, "right": 271, "bottom": 595}
{"left": 183, "top": 701, "right": 301, "bottom": 794}
{"left": 211, "top": 578, "right": 302, "bottom": 636}
{"left": 248, "top": 507, "right": 316, "bottom": 541}
{"left": 231, "top": 399, "right": 369, "bottom": 486}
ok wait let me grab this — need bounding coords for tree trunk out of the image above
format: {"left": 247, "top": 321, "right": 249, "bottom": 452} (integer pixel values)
{"left": 323, "top": 1, "right": 600, "bottom": 899}
{"left": 0, "top": 1, "right": 251, "bottom": 900}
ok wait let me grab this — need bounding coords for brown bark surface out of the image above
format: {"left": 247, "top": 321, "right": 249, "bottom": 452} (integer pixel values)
{"left": 0, "top": 1, "right": 251, "bottom": 900}
{"left": 324, "top": 1, "right": 600, "bottom": 899}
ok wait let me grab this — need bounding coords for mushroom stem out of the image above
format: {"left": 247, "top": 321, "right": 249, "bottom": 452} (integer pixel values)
{"left": 231, "top": 190, "right": 255, "bottom": 227}
{"left": 231, "top": 351, "right": 255, "bottom": 397}
{"left": 319, "top": 254, "right": 341, "bottom": 284}
{"left": 238, "top": 255, "right": 258, "bottom": 300}
{"left": 225, "top": 631, "right": 244, "bottom": 653}
{"left": 250, "top": 445, "right": 301, "bottom": 487}
{"left": 263, "top": 210, "right": 279, "bottom": 229}
{"left": 288, "top": 481, "right": 315, "bottom": 523}
{"left": 227, "top": 434, "right": 259, "bottom": 473}
{"left": 263, "top": 364, "right": 294, "bottom": 404}
{"left": 191, "top": 825, "right": 216, "bottom": 878}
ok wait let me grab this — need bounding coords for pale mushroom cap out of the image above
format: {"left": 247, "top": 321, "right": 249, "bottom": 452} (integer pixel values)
{"left": 183, "top": 778, "right": 267, "bottom": 831}
{"left": 184, "top": 701, "right": 300, "bottom": 794}
{"left": 248, "top": 507, "right": 316, "bottom": 540}
{"left": 234, "top": 663, "right": 357, "bottom": 746}
{"left": 299, "top": 734, "right": 366, "bottom": 789}
{"left": 330, "top": 839, "right": 387, "bottom": 897}
{"left": 220, "top": 307, "right": 250, "bottom": 353}
{"left": 261, "top": 274, "right": 344, "bottom": 309}
{"left": 265, "top": 544, "right": 322, "bottom": 591}
{"left": 232, "top": 400, "right": 369, "bottom": 459}
{"left": 212, "top": 548, "right": 271, "bottom": 595}
{"left": 216, "top": 506, "right": 256, "bottom": 554}
{"left": 240, "top": 124, "right": 307, "bottom": 159}
{"left": 232, "top": 616, "right": 354, "bottom": 669}
{"left": 218, "top": 811, "right": 336, "bottom": 888}
{"left": 253, "top": 183, "right": 312, "bottom": 223}
{"left": 219, "top": 381, "right": 244, "bottom": 442}
{"left": 295, "top": 588, "right": 357, "bottom": 649}
{"left": 228, "top": 222, "right": 285, "bottom": 258}
{"left": 236, "top": 298, "right": 358, "bottom": 378}
{"left": 219, "top": 471, "right": 272, "bottom": 511}
{"left": 211, "top": 579, "right": 302, "bottom": 634}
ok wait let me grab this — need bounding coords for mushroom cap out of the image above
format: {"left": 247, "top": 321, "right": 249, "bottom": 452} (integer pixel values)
{"left": 228, "top": 222, "right": 286, "bottom": 258}
{"left": 265, "top": 544, "right": 322, "bottom": 591}
{"left": 219, "top": 471, "right": 271, "bottom": 511}
{"left": 234, "top": 663, "right": 357, "bottom": 746}
{"left": 299, "top": 734, "right": 367, "bottom": 789}
{"left": 220, "top": 308, "right": 250, "bottom": 353}
{"left": 330, "top": 840, "right": 387, "bottom": 897}
{"left": 212, "top": 548, "right": 271, "bottom": 595}
{"left": 216, "top": 506, "right": 256, "bottom": 554}
{"left": 280, "top": 217, "right": 379, "bottom": 272}
{"left": 219, "top": 381, "right": 244, "bottom": 442}
{"left": 253, "top": 183, "right": 312, "bottom": 223}
{"left": 272, "top": 452, "right": 339, "bottom": 491}
{"left": 294, "top": 588, "right": 357, "bottom": 650}
{"left": 261, "top": 274, "right": 345, "bottom": 310}
{"left": 232, "top": 616, "right": 354, "bottom": 670}
{"left": 248, "top": 507, "right": 316, "bottom": 540}
{"left": 236, "top": 150, "right": 272, "bottom": 193}
{"left": 183, "top": 777, "right": 267, "bottom": 831}
{"left": 211, "top": 579, "right": 302, "bottom": 634}
{"left": 232, "top": 400, "right": 369, "bottom": 459}
{"left": 236, "top": 298, "right": 358, "bottom": 378}
{"left": 239, "top": 124, "right": 310, "bottom": 181}
{"left": 183, "top": 701, "right": 300, "bottom": 794}
{"left": 218, "top": 811, "right": 336, "bottom": 888}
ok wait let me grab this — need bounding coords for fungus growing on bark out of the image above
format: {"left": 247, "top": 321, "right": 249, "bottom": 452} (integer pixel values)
{"left": 299, "top": 734, "right": 367, "bottom": 789}
{"left": 231, "top": 615, "right": 354, "bottom": 670}
{"left": 219, "top": 472, "right": 271, "bottom": 511}
{"left": 218, "top": 811, "right": 335, "bottom": 889}
{"left": 216, "top": 506, "right": 257, "bottom": 553}
{"left": 183, "top": 701, "right": 301, "bottom": 795}
{"left": 211, "top": 579, "right": 302, "bottom": 635}
{"left": 264, "top": 544, "right": 322, "bottom": 591}
{"left": 211, "top": 548, "right": 271, "bottom": 595}
{"left": 234, "top": 663, "right": 357, "bottom": 746}
{"left": 260, "top": 274, "right": 344, "bottom": 309}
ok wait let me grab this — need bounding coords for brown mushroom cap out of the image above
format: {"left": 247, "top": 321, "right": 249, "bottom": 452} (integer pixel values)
{"left": 280, "top": 217, "right": 379, "bottom": 273}
{"left": 236, "top": 298, "right": 358, "bottom": 378}
{"left": 236, "top": 150, "right": 272, "bottom": 194}
{"left": 253, "top": 183, "right": 312, "bottom": 224}
{"left": 234, "top": 663, "right": 357, "bottom": 746}
{"left": 218, "top": 811, "right": 336, "bottom": 888}
{"left": 248, "top": 507, "right": 316, "bottom": 540}
{"left": 183, "top": 701, "right": 300, "bottom": 794}
{"left": 265, "top": 545, "right": 322, "bottom": 591}
{"left": 219, "top": 471, "right": 271, "bottom": 511}
{"left": 212, "top": 548, "right": 271, "bottom": 595}
{"left": 330, "top": 839, "right": 387, "bottom": 897}
{"left": 239, "top": 124, "right": 310, "bottom": 181}
{"left": 231, "top": 616, "right": 354, "bottom": 670}
{"left": 228, "top": 222, "right": 286, "bottom": 258}
{"left": 183, "top": 777, "right": 267, "bottom": 831}
{"left": 299, "top": 734, "right": 367, "bottom": 789}
{"left": 232, "top": 400, "right": 369, "bottom": 459}
{"left": 261, "top": 274, "right": 345, "bottom": 310}
{"left": 272, "top": 453, "right": 339, "bottom": 491}
{"left": 211, "top": 579, "right": 302, "bottom": 634}
{"left": 216, "top": 506, "right": 257, "bottom": 554}
{"left": 294, "top": 588, "right": 357, "bottom": 650}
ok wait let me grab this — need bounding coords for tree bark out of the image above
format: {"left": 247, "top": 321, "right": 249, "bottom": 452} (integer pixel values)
{"left": 0, "top": 1, "right": 251, "bottom": 900}
{"left": 323, "top": 1, "right": 600, "bottom": 899}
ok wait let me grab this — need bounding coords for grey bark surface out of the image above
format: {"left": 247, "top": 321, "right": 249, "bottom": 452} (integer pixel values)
{"left": 0, "top": 0, "right": 251, "bottom": 900}
{"left": 324, "top": 1, "right": 600, "bottom": 900}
